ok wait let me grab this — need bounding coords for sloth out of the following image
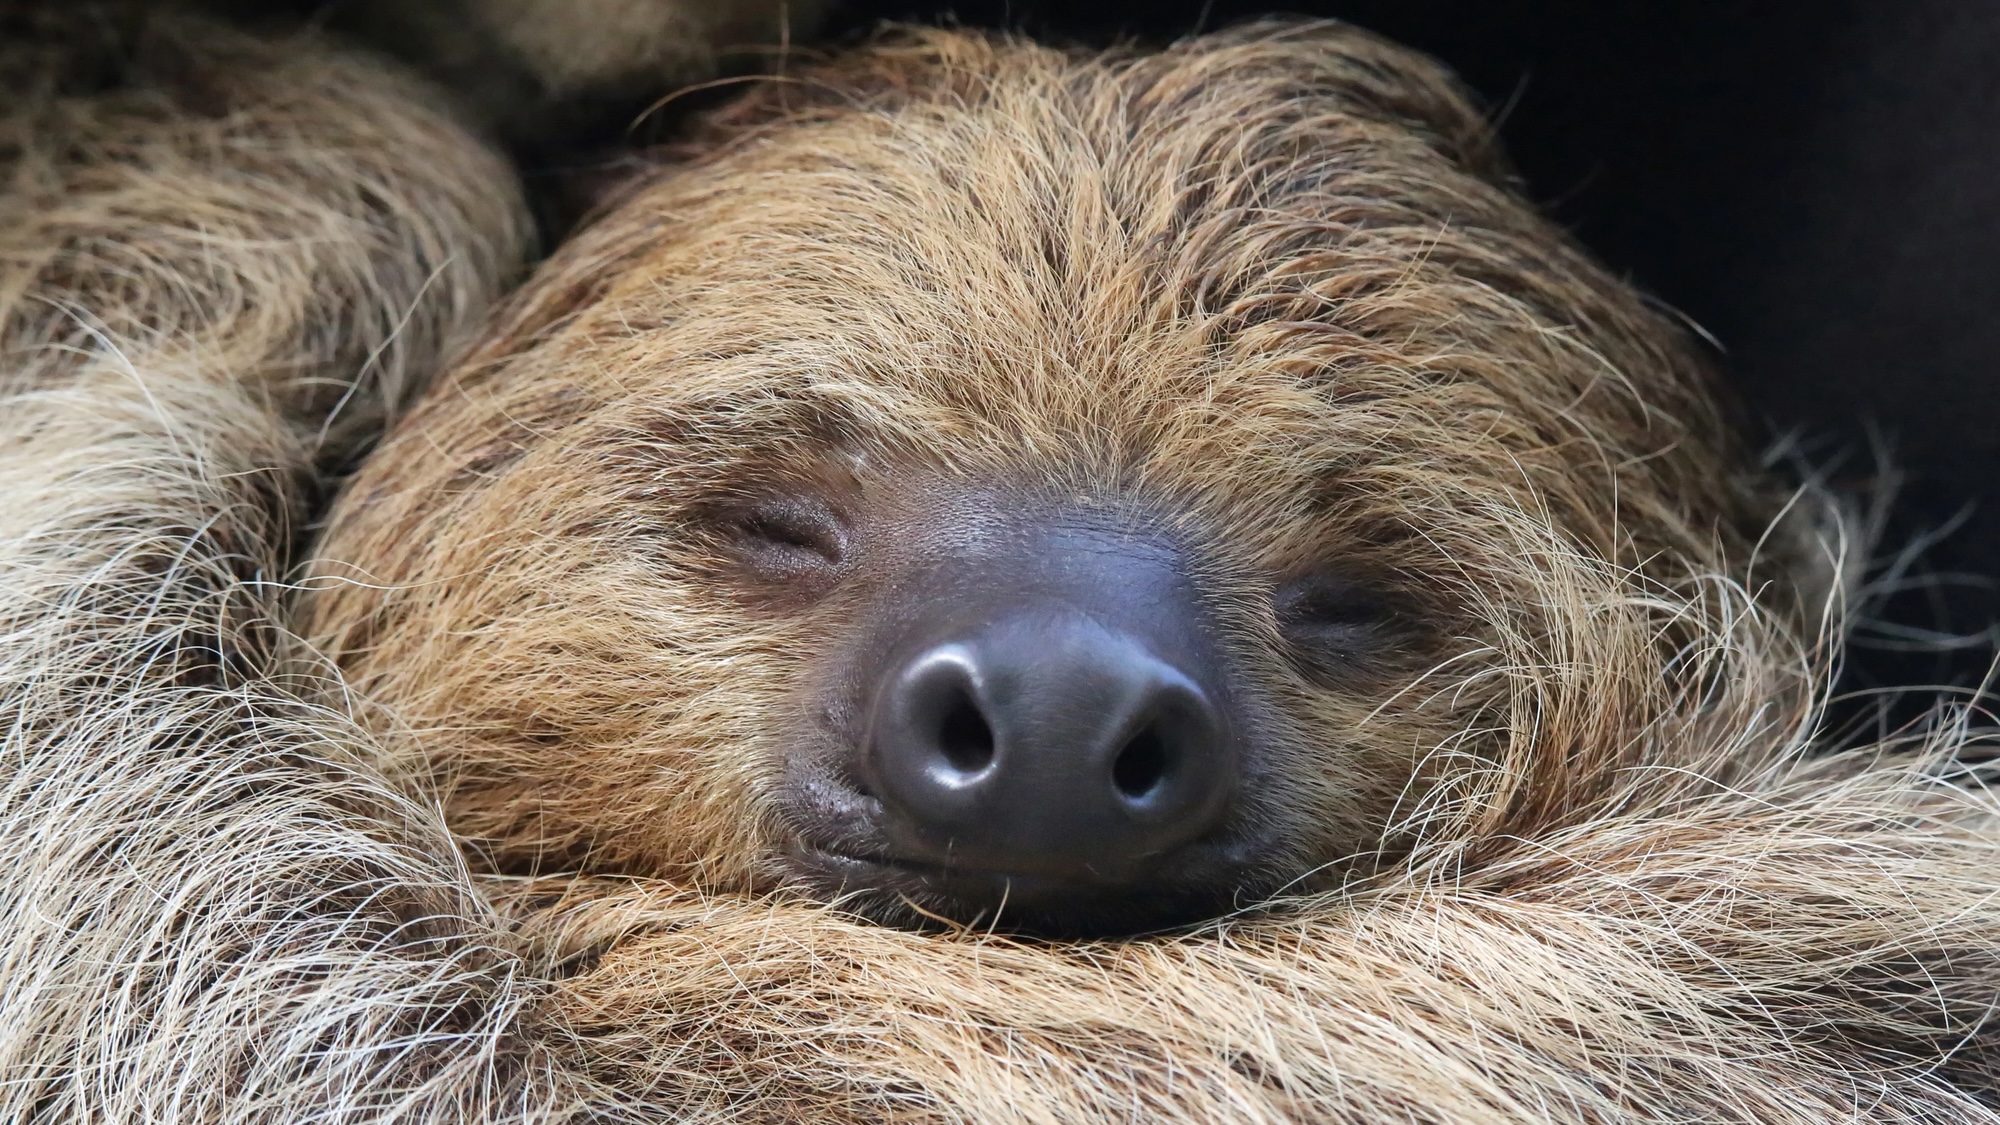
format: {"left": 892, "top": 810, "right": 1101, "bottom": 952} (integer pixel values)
{"left": 304, "top": 20, "right": 1798, "bottom": 938}
{"left": 6, "top": 6, "right": 2000, "bottom": 1123}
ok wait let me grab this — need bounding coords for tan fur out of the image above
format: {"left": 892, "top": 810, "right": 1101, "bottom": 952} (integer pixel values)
{"left": 303, "top": 22, "right": 2000, "bottom": 1120}
{"left": 478, "top": 0, "right": 825, "bottom": 95}
{"left": 4, "top": 10, "right": 1999, "bottom": 1123}
{"left": 0, "top": 9, "right": 558, "bottom": 1119}
{"left": 308, "top": 23, "right": 1810, "bottom": 904}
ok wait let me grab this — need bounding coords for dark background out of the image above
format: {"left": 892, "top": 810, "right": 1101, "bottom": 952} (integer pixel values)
{"left": 819, "top": 0, "right": 2000, "bottom": 711}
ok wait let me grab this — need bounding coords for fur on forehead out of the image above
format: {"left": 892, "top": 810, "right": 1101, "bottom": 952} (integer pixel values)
{"left": 441, "top": 20, "right": 1743, "bottom": 576}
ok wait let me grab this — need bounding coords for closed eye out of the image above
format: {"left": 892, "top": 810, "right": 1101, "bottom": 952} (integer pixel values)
{"left": 722, "top": 495, "right": 849, "bottom": 581}
{"left": 1273, "top": 573, "right": 1400, "bottom": 680}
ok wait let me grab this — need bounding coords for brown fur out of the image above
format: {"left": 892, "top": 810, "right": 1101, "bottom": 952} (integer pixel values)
{"left": 0, "top": 8, "right": 556, "bottom": 1120}
{"left": 308, "top": 23, "right": 1808, "bottom": 907}
{"left": 4, "top": 9, "right": 1999, "bottom": 1122}
{"left": 302, "top": 21, "right": 2000, "bottom": 1121}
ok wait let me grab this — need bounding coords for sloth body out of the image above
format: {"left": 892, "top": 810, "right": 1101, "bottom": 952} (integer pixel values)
{"left": 3, "top": 7, "right": 2000, "bottom": 1123}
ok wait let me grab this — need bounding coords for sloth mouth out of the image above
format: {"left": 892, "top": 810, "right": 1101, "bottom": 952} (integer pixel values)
{"left": 794, "top": 842, "right": 1100, "bottom": 887}
{"left": 776, "top": 732, "right": 1290, "bottom": 936}
{"left": 781, "top": 838, "right": 1268, "bottom": 938}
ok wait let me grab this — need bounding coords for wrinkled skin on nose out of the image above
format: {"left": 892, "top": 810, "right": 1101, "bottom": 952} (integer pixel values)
{"left": 781, "top": 510, "right": 1287, "bottom": 936}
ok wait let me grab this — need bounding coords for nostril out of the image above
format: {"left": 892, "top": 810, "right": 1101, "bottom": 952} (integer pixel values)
{"left": 866, "top": 620, "right": 1234, "bottom": 878}
{"left": 935, "top": 692, "right": 996, "bottom": 777}
{"left": 1111, "top": 727, "right": 1172, "bottom": 801}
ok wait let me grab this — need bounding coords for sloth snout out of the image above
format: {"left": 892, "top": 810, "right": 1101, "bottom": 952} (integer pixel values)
{"left": 834, "top": 513, "right": 1245, "bottom": 907}
{"left": 864, "top": 612, "right": 1236, "bottom": 881}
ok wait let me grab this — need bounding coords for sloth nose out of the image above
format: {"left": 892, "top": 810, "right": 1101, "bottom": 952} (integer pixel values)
{"left": 863, "top": 610, "right": 1235, "bottom": 879}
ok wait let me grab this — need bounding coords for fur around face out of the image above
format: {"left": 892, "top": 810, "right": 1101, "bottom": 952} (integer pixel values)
{"left": 307, "top": 23, "right": 1811, "bottom": 915}
{"left": 3, "top": 10, "right": 1999, "bottom": 1124}
{"left": 0, "top": 9, "right": 557, "bottom": 1120}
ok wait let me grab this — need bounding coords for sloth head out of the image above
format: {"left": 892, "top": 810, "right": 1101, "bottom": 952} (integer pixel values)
{"left": 305, "top": 24, "right": 1788, "bottom": 935}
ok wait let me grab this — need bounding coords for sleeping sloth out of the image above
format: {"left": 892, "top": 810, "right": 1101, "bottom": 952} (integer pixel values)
{"left": 6, "top": 8, "right": 2000, "bottom": 1122}
{"left": 305, "top": 22, "right": 1797, "bottom": 938}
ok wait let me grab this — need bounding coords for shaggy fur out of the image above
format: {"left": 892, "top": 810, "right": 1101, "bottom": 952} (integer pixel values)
{"left": 309, "top": 25, "right": 1823, "bottom": 909}
{"left": 0, "top": 10, "right": 556, "bottom": 1119}
{"left": 4, "top": 11, "right": 2000, "bottom": 1124}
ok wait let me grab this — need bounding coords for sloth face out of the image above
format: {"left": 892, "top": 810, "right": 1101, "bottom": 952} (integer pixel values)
{"left": 680, "top": 459, "right": 1438, "bottom": 935}
{"left": 306, "top": 27, "right": 1758, "bottom": 935}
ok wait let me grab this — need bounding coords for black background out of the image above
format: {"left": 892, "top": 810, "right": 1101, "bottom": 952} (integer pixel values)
{"left": 818, "top": 1, "right": 2000, "bottom": 708}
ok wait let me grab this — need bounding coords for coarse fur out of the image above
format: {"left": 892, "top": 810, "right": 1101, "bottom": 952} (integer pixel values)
{"left": 2, "top": 12, "right": 1999, "bottom": 1125}
{"left": 306, "top": 22, "right": 1822, "bottom": 918}
{"left": 0, "top": 8, "right": 564, "bottom": 1119}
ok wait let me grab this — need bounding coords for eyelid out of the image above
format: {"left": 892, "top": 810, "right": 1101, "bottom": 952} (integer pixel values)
{"left": 1273, "top": 574, "right": 1393, "bottom": 629}
{"left": 1269, "top": 571, "right": 1411, "bottom": 687}
{"left": 725, "top": 494, "right": 850, "bottom": 566}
